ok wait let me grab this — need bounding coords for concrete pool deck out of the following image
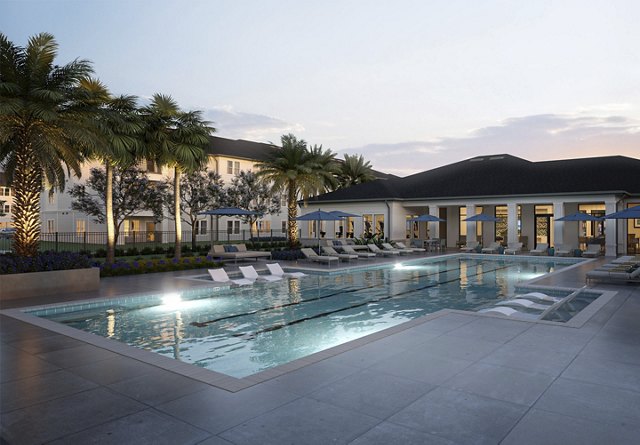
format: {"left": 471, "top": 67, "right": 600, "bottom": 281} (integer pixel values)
{"left": 2, "top": 255, "right": 640, "bottom": 444}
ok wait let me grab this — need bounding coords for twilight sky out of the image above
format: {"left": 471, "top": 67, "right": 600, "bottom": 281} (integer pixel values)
{"left": 3, "top": 0, "right": 639, "bottom": 176}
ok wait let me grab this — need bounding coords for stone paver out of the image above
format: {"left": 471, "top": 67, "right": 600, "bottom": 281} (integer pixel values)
{"left": 1, "top": 260, "right": 639, "bottom": 444}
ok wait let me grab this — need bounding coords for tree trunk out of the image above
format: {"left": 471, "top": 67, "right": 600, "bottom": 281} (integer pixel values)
{"left": 12, "top": 142, "right": 41, "bottom": 257}
{"left": 174, "top": 168, "right": 182, "bottom": 259}
{"left": 105, "top": 162, "right": 116, "bottom": 264}
{"left": 287, "top": 182, "right": 298, "bottom": 248}
{"left": 191, "top": 220, "right": 197, "bottom": 251}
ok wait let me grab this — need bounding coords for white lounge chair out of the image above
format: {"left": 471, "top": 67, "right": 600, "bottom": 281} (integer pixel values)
{"left": 554, "top": 244, "right": 573, "bottom": 257}
{"left": 529, "top": 243, "right": 548, "bottom": 256}
{"left": 582, "top": 244, "right": 602, "bottom": 258}
{"left": 239, "top": 265, "right": 282, "bottom": 282}
{"left": 478, "top": 307, "right": 540, "bottom": 320}
{"left": 301, "top": 248, "right": 339, "bottom": 266}
{"left": 394, "top": 241, "right": 426, "bottom": 253}
{"left": 368, "top": 244, "right": 399, "bottom": 256}
{"left": 504, "top": 242, "right": 523, "bottom": 255}
{"left": 208, "top": 268, "right": 253, "bottom": 286}
{"left": 382, "top": 243, "right": 410, "bottom": 255}
{"left": 322, "top": 246, "right": 358, "bottom": 262}
{"left": 266, "top": 263, "right": 306, "bottom": 278}
{"left": 515, "top": 292, "right": 562, "bottom": 303}
{"left": 481, "top": 242, "right": 501, "bottom": 254}
{"left": 341, "top": 245, "right": 376, "bottom": 258}
{"left": 496, "top": 298, "right": 549, "bottom": 311}
{"left": 460, "top": 241, "right": 479, "bottom": 253}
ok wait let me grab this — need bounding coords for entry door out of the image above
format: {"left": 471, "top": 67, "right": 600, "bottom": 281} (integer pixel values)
{"left": 535, "top": 215, "right": 551, "bottom": 247}
{"left": 145, "top": 222, "right": 155, "bottom": 241}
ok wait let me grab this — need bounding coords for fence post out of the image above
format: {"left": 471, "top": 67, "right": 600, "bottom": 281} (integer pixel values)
{"left": 133, "top": 231, "right": 136, "bottom": 248}
{"left": 83, "top": 231, "right": 87, "bottom": 252}
{"left": 270, "top": 229, "right": 273, "bottom": 242}
{"left": 55, "top": 232, "right": 59, "bottom": 252}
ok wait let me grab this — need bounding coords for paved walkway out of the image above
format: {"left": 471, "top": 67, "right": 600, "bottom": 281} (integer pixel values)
{"left": 1, "top": 255, "right": 640, "bottom": 444}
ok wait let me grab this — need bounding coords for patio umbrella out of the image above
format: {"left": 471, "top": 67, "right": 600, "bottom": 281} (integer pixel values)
{"left": 603, "top": 205, "right": 640, "bottom": 219}
{"left": 555, "top": 212, "right": 603, "bottom": 222}
{"left": 297, "top": 210, "right": 343, "bottom": 250}
{"left": 199, "top": 207, "right": 260, "bottom": 242}
{"left": 462, "top": 214, "right": 500, "bottom": 222}
{"left": 407, "top": 214, "right": 445, "bottom": 222}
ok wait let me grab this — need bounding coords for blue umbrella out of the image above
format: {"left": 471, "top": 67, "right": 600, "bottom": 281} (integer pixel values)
{"left": 297, "top": 210, "right": 343, "bottom": 250}
{"left": 329, "top": 210, "right": 361, "bottom": 218}
{"left": 199, "top": 207, "right": 260, "bottom": 242}
{"left": 603, "top": 205, "right": 640, "bottom": 219}
{"left": 555, "top": 212, "right": 603, "bottom": 222}
{"left": 407, "top": 214, "right": 445, "bottom": 222}
{"left": 463, "top": 214, "right": 500, "bottom": 222}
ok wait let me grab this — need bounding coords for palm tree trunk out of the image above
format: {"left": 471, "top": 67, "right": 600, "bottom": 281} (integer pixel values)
{"left": 287, "top": 182, "right": 298, "bottom": 248}
{"left": 105, "top": 162, "right": 116, "bottom": 264}
{"left": 174, "top": 167, "right": 182, "bottom": 259}
{"left": 12, "top": 143, "right": 41, "bottom": 257}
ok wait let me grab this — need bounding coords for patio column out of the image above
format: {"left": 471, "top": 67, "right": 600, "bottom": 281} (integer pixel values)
{"left": 553, "top": 201, "right": 564, "bottom": 248}
{"left": 605, "top": 200, "right": 617, "bottom": 256}
{"left": 507, "top": 203, "right": 518, "bottom": 245}
{"left": 429, "top": 205, "right": 439, "bottom": 239}
{"left": 466, "top": 204, "right": 477, "bottom": 243}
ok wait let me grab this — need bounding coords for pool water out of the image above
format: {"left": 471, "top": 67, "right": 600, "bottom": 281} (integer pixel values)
{"left": 31, "top": 255, "right": 581, "bottom": 377}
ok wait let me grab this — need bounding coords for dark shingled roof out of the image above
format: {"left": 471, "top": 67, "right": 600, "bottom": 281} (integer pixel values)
{"left": 205, "top": 136, "right": 397, "bottom": 180}
{"left": 309, "top": 154, "right": 640, "bottom": 203}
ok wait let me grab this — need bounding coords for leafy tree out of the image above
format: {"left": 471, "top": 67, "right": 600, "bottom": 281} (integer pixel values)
{"left": 163, "top": 168, "right": 226, "bottom": 250}
{"left": 141, "top": 94, "right": 213, "bottom": 259}
{"left": 0, "top": 32, "right": 100, "bottom": 256}
{"left": 227, "top": 170, "right": 281, "bottom": 230}
{"left": 257, "top": 134, "right": 336, "bottom": 247}
{"left": 78, "top": 78, "right": 142, "bottom": 264}
{"left": 337, "top": 153, "right": 375, "bottom": 188}
{"left": 69, "top": 166, "right": 164, "bottom": 245}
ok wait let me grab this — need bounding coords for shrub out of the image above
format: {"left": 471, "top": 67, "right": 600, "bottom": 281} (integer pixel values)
{"left": 0, "top": 252, "right": 92, "bottom": 275}
{"left": 97, "top": 255, "right": 223, "bottom": 277}
{"left": 141, "top": 247, "right": 153, "bottom": 255}
{"left": 125, "top": 247, "right": 139, "bottom": 257}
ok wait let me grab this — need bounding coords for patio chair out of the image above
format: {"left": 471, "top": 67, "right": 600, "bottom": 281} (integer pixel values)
{"left": 238, "top": 265, "right": 282, "bottom": 282}
{"left": 496, "top": 298, "right": 549, "bottom": 311}
{"left": 514, "top": 292, "right": 562, "bottom": 303}
{"left": 301, "top": 248, "right": 339, "bottom": 266}
{"left": 478, "top": 306, "right": 540, "bottom": 321}
{"left": 504, "top": 242, "right": 523, "bottom": 255}
{"left": 394, "top": 241, "right": 426, "bottom": 253}
{"left": 266, "top": 263, "right": 306, "bottom": 278}
{"left": 208, "top": 268, "right": 253, "bottom": 286}
{"left": 582, "top": 244, "right": 602, "bottom": 258}
{"left": 341, "top": 245, "right": 376, "bottom": 258}
{"left": 554, "top": 244, "right": 574, "bottom": 257}
{"left": 460, "top": 241, "right": 479, "bottom": 253}
{"left": 382, "top": 242, "right": 411, "bottom": 255}
{"left": 481, "top": 242, "right": 501, "bottom": 254}
{"left": 368, "top": 244, "right": 399, "bottom": 256}
{"left": 322, "top": 246, "right": 358, "bottom": 262}
{"left": 529, "top": 243, "right": 548, "bottom": 256}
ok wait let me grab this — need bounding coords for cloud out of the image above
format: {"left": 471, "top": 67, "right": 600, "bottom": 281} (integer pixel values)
{"left": 203, "top": 106, "right": 305, "bottom": 143}
{"left": 340, "top": 113, "right": 640, "bottom": 177}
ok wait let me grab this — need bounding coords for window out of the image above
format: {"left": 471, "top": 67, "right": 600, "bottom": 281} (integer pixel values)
{"left": 280, "top": 194, "right": 288, "bottom": 207}
{"left": 3, "top": 204, "right": 10, "bottom": 214}
{"left": 374, "top": 214, "right": 385, "bottom": 236}
{"left": 75, "top": 220, "right": 86, "bottom": 234}
{"left": 226, "top": 220, "right": 240, "bottom": 234}
{"left": 47, "top": 220, "right": 55, "bottom": 234}
{"left": 363, "top": 214, "right": 373, "bottom": 237}
{"left": 0, "top": 187, "right": 10, "bottom": 196}
{"left": 227, "top": 161, "right": 233, "bottom": 174}
{"left": 281, "top": 220, "right": 287, "bottom": 233}
{"left": 195, "top": 219, "right": 207, "bottom": 235}
{"left": 495, "top": 206, "right": 507, "bottom": 242}
{"left": 234, "top": 161, "right": 240, "bottom": 175}
{"left": 258, "top": 220, "right": 270, "bottom": 231}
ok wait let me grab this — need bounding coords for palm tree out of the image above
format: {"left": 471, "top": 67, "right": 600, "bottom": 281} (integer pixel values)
{"left": 308, "top": 144, "right": 339, "bottom": 194}
{"left": 79, "top": 78, "right": 142, "bottom": 264}
{"left": 0, "top": 33, "right": 99, "bottom": 256}
{"left": 141, "top": 94, "right": 213, "bottom": 259}
{"left": 337, "top": 153, "right": 375, "bottom": 188}
{"left": 257, "top": 134, "right": 336, "bottom": 247}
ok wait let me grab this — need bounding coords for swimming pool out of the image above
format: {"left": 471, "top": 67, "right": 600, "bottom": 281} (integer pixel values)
{"left": 29, "top": 255, "right": 583, "bottom": 377}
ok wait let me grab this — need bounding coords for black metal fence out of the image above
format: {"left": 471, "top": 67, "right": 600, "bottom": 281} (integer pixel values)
{"left": 0, "top": 230, "right": 289, "bottom": 254}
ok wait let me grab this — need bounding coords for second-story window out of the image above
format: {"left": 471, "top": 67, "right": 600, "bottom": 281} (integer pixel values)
{"left": 227, "top": 161, "right": 233, "bottom": 174}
